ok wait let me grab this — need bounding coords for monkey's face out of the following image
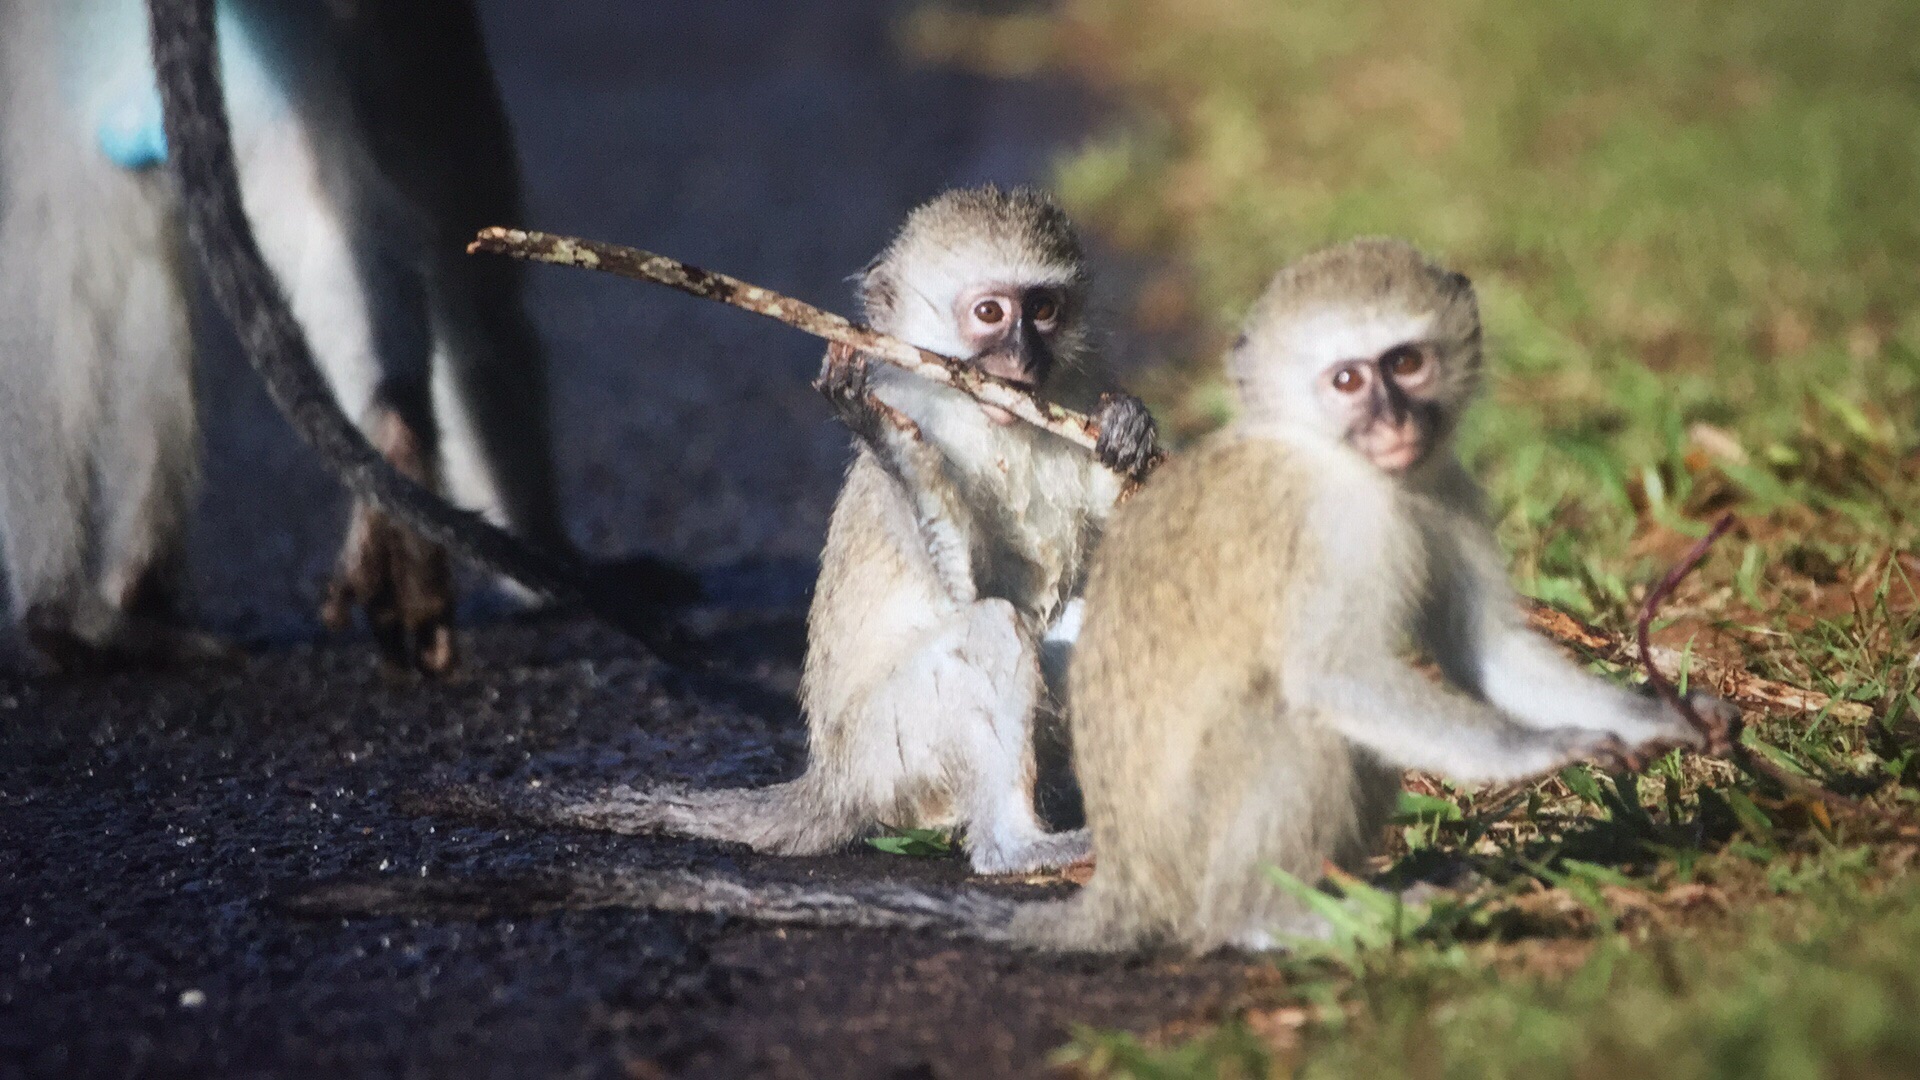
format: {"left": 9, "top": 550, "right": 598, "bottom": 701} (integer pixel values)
{"left": 862, "top": 201, "right": 1088, "bottom": 425}
{"left": 952, "top": 283, "right": 1070, "bottom": 420}
{"left": 1318, "top": 337, "right": 1449, "bottom": 473}
{"left": 1239, "top": 305, "right": 1466, "bottom": 474}
{"left": 870, "top": 255, "right": 1085, "bottom": 426}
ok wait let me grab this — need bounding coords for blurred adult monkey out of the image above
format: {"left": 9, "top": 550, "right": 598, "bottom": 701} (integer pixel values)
{"left": 0, "top": 0, "right": 568, "bottom": 671}
{"left": 423, "top": 186, "right": 1161, "bottom": 874}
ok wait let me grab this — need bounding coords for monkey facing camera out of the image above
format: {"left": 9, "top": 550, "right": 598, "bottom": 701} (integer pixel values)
{"left": 1031, "top": 237, "right": 1736, "bottom": 951}
{"left": 412, "top": 186, "right": 1159, "bottom": 875}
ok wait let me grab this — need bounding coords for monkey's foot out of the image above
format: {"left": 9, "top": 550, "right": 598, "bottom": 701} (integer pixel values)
{"left": 322, "top": 499, "right": 457, "bottom": 675}
{"left": 968, "top": 827, "right": 1092, "bottom": 876}
{"left": 320, "top": 406, "right": 457, "bottom": 674}
{"left": 21, "top": 604, "right": 236, "bottom": 673}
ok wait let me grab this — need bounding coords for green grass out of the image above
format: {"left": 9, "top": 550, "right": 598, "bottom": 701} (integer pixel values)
{"left": 906, "top": 0, "right": 1920, "bottom": 1073}
{"left": 1059, "top": 856, "right": 1920, "bottom": 1080}
{"left": 1042, "top": 0, "right": 1920, "bottom": 626}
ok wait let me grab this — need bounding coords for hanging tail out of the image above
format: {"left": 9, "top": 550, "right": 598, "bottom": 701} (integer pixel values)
{"left": 404, "top": 774, "right": 865, "bottom": 856}
{"left": 387, "top": 780, "right": 1134, "bottom": 950}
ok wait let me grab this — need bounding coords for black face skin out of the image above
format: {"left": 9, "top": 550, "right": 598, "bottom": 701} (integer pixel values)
{"left": 1319, "top": 342, "right": 1446, "bottom": 473}
{"left": 954, "top": 284, "right": 1067, "bottom": 391}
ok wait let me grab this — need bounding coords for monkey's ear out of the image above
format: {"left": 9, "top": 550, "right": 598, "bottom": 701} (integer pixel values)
{"left": 846, "top": 254, "right": 883, "bottom": 289}
{"left": 852, "top": 255, "right": 896, "bottom": 319}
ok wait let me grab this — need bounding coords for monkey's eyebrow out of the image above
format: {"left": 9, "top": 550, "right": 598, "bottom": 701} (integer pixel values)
{"left": 1374, "top": 339, "right": 1431, "bottom": 359}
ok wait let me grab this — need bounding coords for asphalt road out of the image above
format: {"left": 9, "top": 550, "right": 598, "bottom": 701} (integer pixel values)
{"left": 1, "top": 3, "right": 1260, "bottom": 1077}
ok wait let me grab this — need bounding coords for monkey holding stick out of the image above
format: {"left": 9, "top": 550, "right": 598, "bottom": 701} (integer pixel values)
{"left": 423, "top": 186, "right": 1160, "bottom": 875}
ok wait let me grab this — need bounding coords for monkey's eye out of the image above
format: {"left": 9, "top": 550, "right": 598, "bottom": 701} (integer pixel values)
{"left": 1331, "top": 367, "right": 1367, "bottom": 394}
{"left": 973, "top": 299, "right": 1007, "bottom": 325}
{"left": 1382, "top": 346, "right": 1426, "bottom": 378}
{"left": 1027, "top": 293, "right": 1060, "bottom": 324}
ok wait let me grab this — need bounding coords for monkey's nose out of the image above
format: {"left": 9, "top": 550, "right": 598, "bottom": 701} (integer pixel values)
{"left": 977, "top": 350, "right": 1038, "bottom": 388}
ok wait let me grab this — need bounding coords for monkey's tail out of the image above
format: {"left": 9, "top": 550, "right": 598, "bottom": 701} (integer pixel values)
{"left": 288, "top": 864, "right": 1028, "bottom": 941}
{"left": 404, "top": 774, "right": 868, "bottom": 857}
{"left": 288, "top": 863, "right": 1145, "bottom": 951}
{"left": 1003, "top": 888, "right": 1145, "bottom": 953}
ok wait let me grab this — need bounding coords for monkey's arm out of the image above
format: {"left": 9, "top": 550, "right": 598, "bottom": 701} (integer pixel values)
{"left": 1292, "top": 660, "right": 1628, "bottom": 783}
{"left": 1417, "top": 511, "right": 1710, "bottom": 746}
{"left": 816, "top": 344, "right": 978, "bottom": 603}
{"left": 1279, "top": 530, "right": 1632, "bottom": 782}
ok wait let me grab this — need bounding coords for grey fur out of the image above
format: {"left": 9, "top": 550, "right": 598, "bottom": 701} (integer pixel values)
{"left": 427, "top": 188, "right": 1151, "bottom": 874}
{"left": 0, "top": 0, "right": 563, "bottom": 664}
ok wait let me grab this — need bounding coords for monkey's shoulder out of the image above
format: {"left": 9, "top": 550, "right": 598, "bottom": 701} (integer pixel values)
{"left": 1114, "top": 433, "right": 1317, "bottom": 536}
{"left": 1091, "top": 433, "right": 1314, "bottom": 592}
{"left": 1102, "top": 431, "right": 1422, "bottom": 596}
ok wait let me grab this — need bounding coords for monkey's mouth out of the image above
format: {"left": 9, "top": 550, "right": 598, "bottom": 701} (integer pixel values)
{"left": 1355, "top": 429, "right": 1428, "bottom": 472}
{"left": 973, "top": 353, "right": 1038, "bottom": 427}
{"left": 1370, "top": 442, "right": 1426, "bottom": 471}
{"left": 974, "top": 349, "right": 1043, "bottom": 391}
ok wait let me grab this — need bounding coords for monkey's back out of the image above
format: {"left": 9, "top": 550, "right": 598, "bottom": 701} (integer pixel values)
{"left": 1064, "top": 434, "right": 1397, "bottom": 951}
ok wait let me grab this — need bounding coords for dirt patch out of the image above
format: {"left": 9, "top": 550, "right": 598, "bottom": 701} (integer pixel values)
{"left": 0, "top": 613, "right": 1259, "bottom": 1079}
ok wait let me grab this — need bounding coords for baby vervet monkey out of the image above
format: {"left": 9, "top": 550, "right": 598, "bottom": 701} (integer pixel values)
{"left": 429, "top": 186, "right": 1160, "bottom": 874}
{"left": 320, "top": 238, "right": 1733, "bottom": 952}
{"left": 1010, "top": 237, "right": 1734, "bottom": 950}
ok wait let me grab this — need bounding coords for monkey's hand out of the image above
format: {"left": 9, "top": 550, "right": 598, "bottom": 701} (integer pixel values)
{"left": 1667, "top": 690, "right": 1740, "bottom": 757}
{"left": 815, "top": 342, "right": 922, "bottom": 447}
{"left": 1557, "top": 731, "right": 1660, "bottom": 774}
{"left": 1094, "top": 393, "right": 1162, "bottom": 481}
{"left": 1539, "top": 727, "right": 1679, "bottom": 775}
{"left": 1631, "top": 683, "right": 1740, "bottom": 758}
{"left": 1574, "top": 694, "right": 1735, "bottom": 772}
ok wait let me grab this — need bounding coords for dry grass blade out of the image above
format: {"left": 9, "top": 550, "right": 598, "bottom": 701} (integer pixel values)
{"left": 1625, "top": 513, "right": 1878, "bottom": 816}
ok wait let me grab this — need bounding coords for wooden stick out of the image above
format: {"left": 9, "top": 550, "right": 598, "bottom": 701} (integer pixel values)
{"left": 1636, "top": 513, "right": 1739, "bottom": 752}
{"left": 1527, "top": 517, "right": 1879, "bottom": 819}
{"left": 470, "top": 227, "right": 1104, "bottom": 454}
